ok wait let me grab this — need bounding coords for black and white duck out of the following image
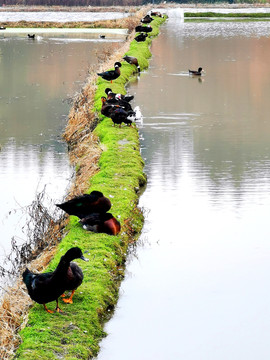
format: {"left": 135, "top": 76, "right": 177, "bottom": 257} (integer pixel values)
{"left": 105, "top": 88, "right": 134, "bottom": 103}
{"left": 141, "top": 14, "right": 153, "bottom": 24}
{"left": 104, "top": 93, "right": 135, "bottom": 114}
{"left": 97, "top": 62, "right": 122, "bottom": 83}
{"left": 22, "top": 247, "right": 88, "bottom": 313}
{"left": 56, "top": 191, "right": 111, "bottom": 219}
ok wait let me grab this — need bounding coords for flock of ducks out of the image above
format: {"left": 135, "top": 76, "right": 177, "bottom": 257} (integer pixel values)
{"left": 23, "top": 190, "right": 121, "bottom": 313}
{"left": 96, "top": 12, "right": 166, "bottom": 128}
{"left": 22, "top": 11, "right": 204, "bottom": 314}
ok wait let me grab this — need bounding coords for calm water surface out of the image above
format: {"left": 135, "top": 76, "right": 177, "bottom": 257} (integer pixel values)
{"left": 0, "top": 11, "right": 129, "bottom": 22}
{"left": 0, "top": 33, "right": 122, "bottom": 285}
{"left": 97, "top": 18, "right": 270, "bottom": 360}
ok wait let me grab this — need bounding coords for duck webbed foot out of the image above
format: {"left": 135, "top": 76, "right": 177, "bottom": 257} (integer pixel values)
{"left": 62, "top": 290, "right": 75, "bottom": 304}
{"left": 55, "top": 299, "right": 64, "bottom": 313}
{"left": 55, "top": 306, "right": 64, "bottom": 313}
{"left": 43, "top": 304, "right": 54, "bottom": 314}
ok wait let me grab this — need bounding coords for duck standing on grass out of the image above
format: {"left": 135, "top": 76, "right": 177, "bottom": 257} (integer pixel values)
{"left": 105, "top": 88, "right": 134, "bottom": 103}
{"left": 22, "top": 247, "right": 88, "bottom": 314}
{"left": 61, "top": 253, "right": 89, "bottom": 304}
{"left": 101, "top": 96, "right": 120, "bottom": 118}
{"left": 97, "top": 62, "right": 122, "bottom": 83}
{"left": 106, "top": 93, "right": 135, "bottom": 114}
{"left": 101, "top": 97, "right": 135, "bottom": 126}
{"left": 123, "top": 55, "right": 140, "bottom": 73}
{"left": 110, "top": 107, "right": 134, "bottom": 127}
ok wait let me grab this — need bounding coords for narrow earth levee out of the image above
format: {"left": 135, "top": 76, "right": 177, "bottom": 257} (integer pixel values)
{"left": 4, "top": 11, "right": 167, "bottom": 360}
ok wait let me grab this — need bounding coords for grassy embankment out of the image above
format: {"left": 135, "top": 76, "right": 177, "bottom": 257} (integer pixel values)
{"left": 184, "top": 12, "right": 270, "bottom": 20}
{"left": 1, "top": 9, "right": 141, "bottom": 30}
{"left": 14, "top": 15, "right": 166, "bottom": 360}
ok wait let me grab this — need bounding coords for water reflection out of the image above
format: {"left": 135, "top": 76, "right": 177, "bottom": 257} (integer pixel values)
{"left": 0, "top": 34, "right": 122, "bottom": 286}
{"left": 96, "top": 19, "right": 270, "bottom": 360}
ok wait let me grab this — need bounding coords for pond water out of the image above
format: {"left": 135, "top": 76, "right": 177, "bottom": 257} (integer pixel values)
{"left": 96, "top": 16, "right": 270, "bottom": 360}
{"left": 0, "top": 32, "right": 123, "bottom": 288}
{"left": 0, "top": 11, "right": 130, "bottom": 22}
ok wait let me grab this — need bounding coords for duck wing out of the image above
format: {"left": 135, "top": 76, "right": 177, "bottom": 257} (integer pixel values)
{"left": 97, "top": 69, "right": 116, "bottom": 81}
{"left": 22, "top": 268, "right": 65, "bottom": 305}
{"left": 56, "top": 192, "right": 111, "bottom": 218}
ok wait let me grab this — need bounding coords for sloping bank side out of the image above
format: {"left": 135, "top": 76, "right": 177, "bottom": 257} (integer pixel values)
{"left": 15, "top": 15, "right": 167, "bottom": 360}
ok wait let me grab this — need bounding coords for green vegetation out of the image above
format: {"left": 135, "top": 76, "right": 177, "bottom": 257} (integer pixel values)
{"left": 185, "top": 12, "right": 270, "bottom": 18}
{"left": 16, "top": 15, "right": 166, "bottom": 360}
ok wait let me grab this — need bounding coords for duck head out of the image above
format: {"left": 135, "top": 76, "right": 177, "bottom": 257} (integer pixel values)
{"left": 105, "top": 88, "right": 112, "bottom": 95}
{"left": 114, "top": 62, "right": 122, "bottom": 68}
{"left": 63, "top": 247, "right": 89, "bottom": 262}
{"left": 101, "top": 96, "right": 107, "bottom": 104}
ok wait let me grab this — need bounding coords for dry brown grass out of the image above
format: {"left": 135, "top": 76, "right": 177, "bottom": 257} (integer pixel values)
{"left": 0, "top": 6, "right": 151, "bottom": 359}
{"left": 1, "top": 6, "right": 150, "bottom": 31}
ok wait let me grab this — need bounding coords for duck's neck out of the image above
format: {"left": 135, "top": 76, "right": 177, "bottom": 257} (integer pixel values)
{"left": 54, "top": 255, "right": 73, "bottom": 277}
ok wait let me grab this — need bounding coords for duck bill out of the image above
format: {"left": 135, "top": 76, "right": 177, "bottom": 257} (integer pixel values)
{"left": 80, "top": 255, "right": 89, "bottom": 262}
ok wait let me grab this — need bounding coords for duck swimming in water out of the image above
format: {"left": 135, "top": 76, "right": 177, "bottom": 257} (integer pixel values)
{"left": 22, "top": 247, "right": 88, "bottom": 313}
{"left": 56, "top": 191, "right": 111, "bottom": 219}
{"left": 97, "top": 62, "right": 122, "bottom": 83}
{"left": 123, "top": 55, "right": 140, "bottom": 73}
{"left": 189, "top": 67, "right": 203, "bottom": 76}
{"left": 80, "top": 213, "right": 121, "bottom": 236}
{"left": 28, "top": 34, "right": 35, "bottom": 39}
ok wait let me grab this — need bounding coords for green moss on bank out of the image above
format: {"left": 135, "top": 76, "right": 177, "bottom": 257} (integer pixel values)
{"left": 184, "top": 12, "right": 270, "bottom": 18}
{"left": 16, "top": 15, "right": 166, "bottom": 360}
